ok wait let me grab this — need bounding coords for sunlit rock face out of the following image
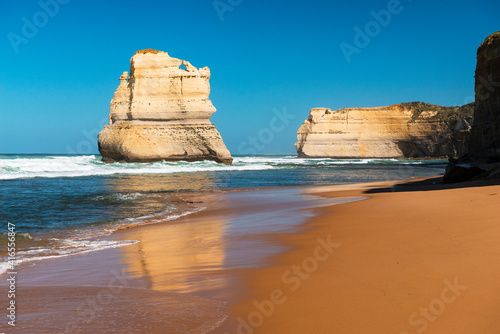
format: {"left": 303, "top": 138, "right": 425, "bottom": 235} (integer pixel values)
{"left": 295, "top": 103, "right": 474, "bottom": 159}
{"left": 98, "top": 49, "right": 232, "bottom": 164}
{"left": 467, "top": 31, "right": 500, "bottom": 161}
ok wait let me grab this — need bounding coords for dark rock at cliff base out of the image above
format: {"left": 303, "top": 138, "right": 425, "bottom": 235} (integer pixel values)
{"left": 443, "top": 160, "right": 486, "bottom": 183}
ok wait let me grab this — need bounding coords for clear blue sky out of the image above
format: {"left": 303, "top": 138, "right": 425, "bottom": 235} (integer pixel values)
{"left": 1, "top": 0, "right": 498, "bottom": 155}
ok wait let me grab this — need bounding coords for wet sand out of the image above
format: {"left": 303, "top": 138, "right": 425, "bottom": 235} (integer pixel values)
{"left": 218, "top": 178, "right": 500, "bottom": 333}
{"left": 1, "top": 186, "right": 366, "bottom": 333}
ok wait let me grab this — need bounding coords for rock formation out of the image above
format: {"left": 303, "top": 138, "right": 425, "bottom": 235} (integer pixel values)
{"left": 467, "top": 31, "right": 500, "bottom": 161}
{"left": 295, "top": 102, "right": 473, "bottom": 159}
{"left": 444, "top": 31, "right": 500, "bottom": 183}
{"left": 98, "top": 49, "right": 232, "bottom": 164}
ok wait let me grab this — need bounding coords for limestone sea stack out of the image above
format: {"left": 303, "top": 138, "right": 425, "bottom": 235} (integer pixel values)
{"left": 295, "top": 102, "right": 473, "bottom": 159}
{"left": 98, "top": 49, "right": 232, "bottom": 164}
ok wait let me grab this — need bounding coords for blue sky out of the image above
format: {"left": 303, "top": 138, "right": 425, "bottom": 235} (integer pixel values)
{"left": 0, "top": 0, "right": 498, "bottom": 155}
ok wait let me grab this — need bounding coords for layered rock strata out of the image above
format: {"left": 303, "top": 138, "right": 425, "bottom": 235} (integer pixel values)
{"left": 295, "top": 102, "right": 473, "bottom": 159}
{"left": 98, "top": 49, "right": 232, "bottom": 164}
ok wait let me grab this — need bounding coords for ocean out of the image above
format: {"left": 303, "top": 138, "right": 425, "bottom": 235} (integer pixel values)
{"left": 0, "top": 154, "right": 447, "bottom": 276}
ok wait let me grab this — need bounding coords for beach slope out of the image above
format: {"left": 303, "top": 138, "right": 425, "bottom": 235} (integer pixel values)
{"left": 220, "top": 179, "right": 500, "bottom": 333}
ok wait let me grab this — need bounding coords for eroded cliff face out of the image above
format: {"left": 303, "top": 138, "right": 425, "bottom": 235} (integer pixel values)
{"left": 467, "top": 31, "right": 500, "bottom": 161}
{"left": 98, "top": 49, "right": 232, "bottom": 164}
{"left": 443, "top": 31, "right": 500, "bottom": 183}
{"left": 295, "top": 102, "right": 473, "bottom": 159}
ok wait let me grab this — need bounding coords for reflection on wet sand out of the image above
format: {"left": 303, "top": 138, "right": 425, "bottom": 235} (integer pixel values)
{"left": 109, "top": 172, "right": 230, "bottom": 294}
{"left": 115, "top": 187, "right": 366, "bottom": 300}
{"left": 119, "top": 214, "right": 228, "bottom": 294}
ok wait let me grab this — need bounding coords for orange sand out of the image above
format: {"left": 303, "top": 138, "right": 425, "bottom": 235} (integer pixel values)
{"left": 8, "top": 179, "right": 500, "bottom": 333}
{"left": 217, "top": 179, "right": 500, "bottom": 334}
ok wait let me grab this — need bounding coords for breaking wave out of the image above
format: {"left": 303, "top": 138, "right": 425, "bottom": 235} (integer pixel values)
{"left": 0, "top": 155, "right": 431, "bottom": 180}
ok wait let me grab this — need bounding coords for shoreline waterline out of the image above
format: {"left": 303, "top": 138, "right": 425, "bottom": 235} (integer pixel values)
{"left": 0, "top": 182, "right": 386, "bottom": 333}
{"left": 0, "top": 154, "right": 447, "bottom": 277}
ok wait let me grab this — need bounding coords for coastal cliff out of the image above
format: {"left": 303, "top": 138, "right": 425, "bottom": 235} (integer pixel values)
{"left": 467, "top": 31, "right": 500, "bottom": 161}
{"left": 295, "top": 102, "right": 473, "bottom": 159}
{"left": 444, "top": 31, "right": 500, "bottom": 183}
{"left": 98, "top": 49, "right": 232, "bottom": 164}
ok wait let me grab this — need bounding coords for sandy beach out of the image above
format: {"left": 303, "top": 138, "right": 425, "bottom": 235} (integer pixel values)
{"left": 218, "top": 178, "right": 500, "bottom": 333}
{"left": 3, "top": 177, "right": 500, "bottom": 333}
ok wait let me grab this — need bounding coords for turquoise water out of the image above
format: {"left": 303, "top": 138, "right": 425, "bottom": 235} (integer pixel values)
{"left": 0, "top": 154, "right": 447, "bottom": 274}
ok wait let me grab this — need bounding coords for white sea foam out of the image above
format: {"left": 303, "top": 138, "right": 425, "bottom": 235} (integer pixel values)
{"left": 107, "top": 207, "right": 206, "bottom": 234}
{"left": 0, "top": 262, "right": 10, "bottom": 275}
{"left": 0, "top": 155, "right": 275, "bottom": 180}
{"left": 0, "top": 205, "right": 206, "bottom": 276}
{"left": 90, "top": 192, "right": 145, "bottom": 202}
{"left": 0, "top": 239, "right": 139, "bottom": 275}
{"left": 0, "top": 155, "right": 429, "bottom": 180}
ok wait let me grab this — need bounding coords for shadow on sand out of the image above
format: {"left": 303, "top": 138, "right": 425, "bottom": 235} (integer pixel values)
{"left": 364, "top": 176, "right": 500, "bottom": 194}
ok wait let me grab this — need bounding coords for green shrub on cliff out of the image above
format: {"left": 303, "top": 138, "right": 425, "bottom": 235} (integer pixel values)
{"left": 402, "top": 102, "right": 474, "bottom": 122}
